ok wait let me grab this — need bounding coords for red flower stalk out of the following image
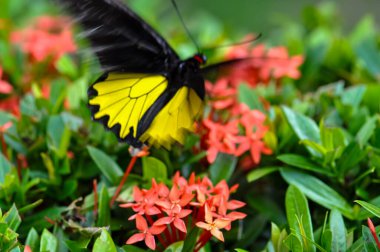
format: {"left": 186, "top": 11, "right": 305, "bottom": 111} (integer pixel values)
{"left": 121, "top": 172, "right": 246, "bottom": 251}
{"left": 367, "top": 218, "right": 380, "bottom": 249}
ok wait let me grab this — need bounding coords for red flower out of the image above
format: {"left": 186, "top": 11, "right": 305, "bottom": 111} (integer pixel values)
{"left": 196, "top": 204, "right": 231, "bottom": 242}
{"left": 126, "top": 215, "right": 166, "bottom": 250}
{"left": 0, "top": 68, "right": 13, "bottom": 94}
{"left": 202, "top": 119, "right": 241, "bottom": 163}
{"left": 206, "top": 78, "right": 237, "bottom": 110}
{"left": 154, "top": 208, "right": 192, "bottom": 233}
{"left": 11, "top": 16, "right": 76, "bottom": 63}
{"left": 119, "top": 186, "right": 161, "bottom": 219}
{"left": 121, "top": 174, "right": 246, "bottom": 250}
{"left": 236, "top": 105, "right": 273, "bottom": 164}
{"left": 156, "top": 183, "right": 194, "bottom": 214}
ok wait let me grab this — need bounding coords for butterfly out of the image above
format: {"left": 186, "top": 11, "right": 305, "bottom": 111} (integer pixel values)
{"left": 61, "top": 0, "right": 228, "bottom": 149}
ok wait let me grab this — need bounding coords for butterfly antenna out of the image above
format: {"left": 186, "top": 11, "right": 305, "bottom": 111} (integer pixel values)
{"left": 171, "top": 0, "right": 200, "bottom": 52}
{"left": 203, "top": 33, "right": 263, "bottom": 51}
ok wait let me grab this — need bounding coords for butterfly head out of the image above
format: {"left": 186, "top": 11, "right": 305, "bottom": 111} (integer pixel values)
{"left": 193, "top": 53, "right": 207, "bottom": 66}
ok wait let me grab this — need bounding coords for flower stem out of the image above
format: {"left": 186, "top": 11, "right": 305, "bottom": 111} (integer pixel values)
{"left": 195, "top": 231, "right": 212, "bottom": 252}
{"left": 1, "top": 133, "right": 8, "bottom": 160}
{"left": 93, "top": 179, "right": 98, "bottom": 220}
{"left": 368, "top": 218, "right": 380, "bottom": 249}
{"left": 110, "top": 156, "right": 138, "bottom": 206}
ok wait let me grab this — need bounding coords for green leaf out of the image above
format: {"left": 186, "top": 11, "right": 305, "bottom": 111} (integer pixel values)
{"left": 282, "top": 106, "right": 321, "bottom": 156}
{"left": 25, "top": 228, "right": 40, "bottom": 252}
{"left": 87, "top": 146, "right": 123, "bottom": 185}
{"left": 356, "top": 116, "right": 378, "bottom": 147}
{"left": 355, "top": 200, "right": 380, "bottom": 218}
{"left": 281, "top": 169, "right": 354, "bottom": 219}
{"left": 238, "top": 83, "right": 265, "bottom": 112}
{"left": 270, "top": 223, "right": 289, "bottom": 252}
{"left": 142, "top": 156, "right": 167, "bottom": 182}
{"left": 40, "top": 229, "right": 58, "bottom": 252}
{"left": 47, "top": 115, "right": 71, "bottom": 158}
{"left": 341, "top": 85, "right": 367, "bottom": 108}
{"left": 121, "top": 245, "right": 146, "bottom": 252}
{"left": 330, "top": 209, "right": 347, "bottom": 252}
{"left": 164, "top": 241, "right": 183, "bottom": 252}
{"left": 93, "top": 229, "right": 117, "bottom": 252}
{"left": 285, "top": 186, "right": 315, "bottom": 252}
{"left": 351, "top": 16, "right": 380, "bottom": 79}
{"left": 97, "top": 185, "right": 111, "bottom": 227}
{"left": 247, "top": 166, "right": 280, "bottom": 182}
{"left": 278, "top": 154, "right": 333, "bottom": 176}
{"left": 64, "top": 238, "right": 91, "bottom": 251}
{"left": 284, "top": 234, "right": 303, "bottom": 252}
{"left": 0, "top": 152, "right": 12, "bottom": 184}
{"left": 55, "top": 54, "right": 78, "bottom": 79}
{"left": 209, "top": 153, "right": 237, "bottom": 184}
{"left": 362, "top": 226, "right": 380, "bottom": 252}
{"left": 235, "top": 249, "right": 249, "bottom": 252}
{"left": 337, "top": 142, "right": 367, "bottom": 175}
{"left": 182, "top": 227, "right": 199, "bottom": 252}
{"left": 4, "top": 204, "right": 21, "bottom": 231}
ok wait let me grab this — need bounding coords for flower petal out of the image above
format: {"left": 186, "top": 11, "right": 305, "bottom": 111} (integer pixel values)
{"left": 126, "top": 233, "right": 145, "bottom": 244}
{"left": 153, "top": 217, "right": 173, "bottom": 226}
{"left": 145, "top": 233, "right": 156, "bottom": 250}
{"left": 214, "top": 218, "right": 231, "bottom": 229}
{"left": 135, "top": 215, "right": 148, "bottom": 231}
{"left": 196, "top": 221, "right": 210, "bottom": 230}
{"left": 211, "top": 228, "right": 224, "bottom": 242}
{"left": 174, "top": 218, "right": 187, "bottom": 233}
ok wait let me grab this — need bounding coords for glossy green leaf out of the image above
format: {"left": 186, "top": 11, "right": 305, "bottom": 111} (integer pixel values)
{"left": 362, "top": 226, "right": 380, "bottom": 252}
{"left": 40, "top": 229, "right": 58, "bottom": 252}
{"left": 182, "top": 227, "right": 199, "bottom": 252}
{"left": 281, "top": 169, "right": 353, "bottom": 218}
{"left": 55, "top": 54, "right": 78, "bottom": 79}
{"left": 278, "top": 154, "right": 332, "bottom": 176}
{"left": 87, "top": 146, "right": 123, "bottom": 185}
{"left": 285, "top": 185, "right": 315, "bottom": 252}
{"left": 0, "top": 152, "right": 12, "bottom": 184}
{"left": 209, "top": 153, "right": 237, "bottom": 183}
{"left": 355, "top": 200, "right": 380, "bottom": 218}
{"left": 47, "top": 115, "right": 71, "bottom": 158}
{"left": 4, "top": 205, "right": 21, "bottom": 231}
{"left": 25, "top": 228, "right": 40, "bottom": 252}
{"left": 356, "top": 116, "right": 378, "bottom": 146}
{"left": 142, "top": 156, "right": 167, "bottom": 182}
{"left": 330, "top": 209, "right": 347, "bottom": 252}
{"left": 282, "top": 106, "right": 321, "bottom": 156}
{"left": 93, "top": 229, "right": 117, "bottom": 252}
{"left": 97, "top": 185, "right": 110, "bottom": 227}
{"left": 247, "top": 166, "right": 280, "bottom": 182}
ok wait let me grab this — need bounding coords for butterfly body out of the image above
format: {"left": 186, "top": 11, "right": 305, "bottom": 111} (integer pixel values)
{"left": 61, "top": 0, "right": 207, "bottom": 148}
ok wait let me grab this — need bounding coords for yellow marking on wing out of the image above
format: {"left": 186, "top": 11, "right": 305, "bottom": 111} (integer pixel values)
{"left": 140, "top": 87, "right": 204, "bottom": 149}
{"left": 89, "top": 73, "right": 167, "bottom": 138}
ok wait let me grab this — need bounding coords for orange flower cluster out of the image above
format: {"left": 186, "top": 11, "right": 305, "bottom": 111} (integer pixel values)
{"left": 200, "top": 38, "right": 304, "bottom": 166}
{"left": 120, "top": 172, "right": 246, "bottom": 251}
{"left": 11, "top": 16, "right": 76, "bottom": 63}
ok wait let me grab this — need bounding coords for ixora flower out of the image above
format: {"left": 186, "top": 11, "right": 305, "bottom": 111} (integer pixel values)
{"left": 121, "top": 172, "right": 246, "bottom": 251}
{"left": 0, "top": 67, "right": 13, "bottom": 94}
{"left": 199, "top": 104, "right": 272, "bottom": 166}
{"left": 11, "top": 16, "right": 76, "bottom": 63}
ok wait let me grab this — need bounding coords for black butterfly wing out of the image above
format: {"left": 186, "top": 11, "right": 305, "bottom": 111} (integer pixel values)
{"left": 60, "top": 0, "right": 180, "bottom": 73}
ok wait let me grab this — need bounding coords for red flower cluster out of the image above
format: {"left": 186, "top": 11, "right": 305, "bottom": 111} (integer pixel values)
{"left": 120, "top": 172, "right": 246, "bottom": 251}
{"left": 200, "top": 37, "right": 303, "bottom": 166}
{"left": 11, "top": 16, "right": 76, "bottom": 63}
{"left": 225, "top": 35, "right": 303, "bottom": 88}
{"left": 201, "top": 104, "right": 272, "bottom": 165}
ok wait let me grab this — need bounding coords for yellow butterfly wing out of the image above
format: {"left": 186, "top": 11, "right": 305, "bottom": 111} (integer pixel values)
{"left": 89, "top": 73, "right": 203, "bottom": 149}
{"left": 89, "top": 73, "right": 168, "bottom": 139}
